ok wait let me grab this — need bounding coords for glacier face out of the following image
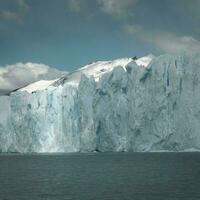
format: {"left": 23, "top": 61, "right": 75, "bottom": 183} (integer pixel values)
{"left": 1, "top": 53, "right": 200, "bottom": 153}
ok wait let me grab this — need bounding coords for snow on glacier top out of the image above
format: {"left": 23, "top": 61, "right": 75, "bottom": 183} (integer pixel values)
{"left": 135, "top": 54, "right": 155, "bottom": 67}
{"left": 76, "top": 57, "right": 133, "bottom": 81}
{"left": 56, "top": 55, "right": 154, "bottom": 84}
{"left": 18, "top": 55, "right": 154, "bottom": 93}
{"left": 79, "top": 54, "right": 154, "bottom": 77}
{"left": 19, "top": 79, "right": 59, "bottom": 93}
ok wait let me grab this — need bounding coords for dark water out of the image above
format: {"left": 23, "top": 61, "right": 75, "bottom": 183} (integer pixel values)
{"left": 0, "top": 153, "right": 200, "bottom": 200}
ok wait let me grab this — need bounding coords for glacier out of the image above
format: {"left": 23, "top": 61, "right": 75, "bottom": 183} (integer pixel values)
{"left": 1, "top": 53, "right": 200, "bottom": 153}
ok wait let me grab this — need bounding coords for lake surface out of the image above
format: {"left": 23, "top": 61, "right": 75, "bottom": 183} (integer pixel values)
{"left": 0, "top": 153, "right": 200, "bottom": 200}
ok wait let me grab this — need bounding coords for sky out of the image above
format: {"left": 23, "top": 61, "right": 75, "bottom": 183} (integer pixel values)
{"left": 0, "top": 0, "right": 200, "bottom": 93}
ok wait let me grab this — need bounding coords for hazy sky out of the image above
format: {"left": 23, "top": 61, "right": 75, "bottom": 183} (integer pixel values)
{"left": 0, "top": 0, "right": 200, "bottom": 71}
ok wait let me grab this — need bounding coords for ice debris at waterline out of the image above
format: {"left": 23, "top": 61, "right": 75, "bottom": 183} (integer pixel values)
{"left": 0, "top": 53, "right": 200, "bottom": 153}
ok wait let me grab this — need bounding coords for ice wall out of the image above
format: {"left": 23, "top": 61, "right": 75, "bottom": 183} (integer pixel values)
{"left": 1, "top": 53, "right": 200, "bottom": 152}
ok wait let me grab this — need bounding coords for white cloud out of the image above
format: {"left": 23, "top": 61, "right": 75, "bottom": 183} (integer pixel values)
{"left": 67, "top": 0, "right": 81, "bottom": 13}
{"left": 124, "top": 24, "right": 142, "bottom": 34}
{"left": 17, "top": 0, "right": 29, "bottom": 12}
{"left": 152, "top": 34, "right": 200, "bottom": 54}
{"left": 0, "top": 10, "right": 22, "bottom": 23}
{"left": 0, "top": 0, "right": 29, "bottom": 24}
{"left": 65, "top": 0, "right": 139, "bottom": 19}
{"left": 0, "top": 63, "right": 67, "bottom": 95}
{"left": 125, "top": 24, "right": 200, "bottom": 54}
{"left": 97, "top": 0, "right": 138, "bottom": 18}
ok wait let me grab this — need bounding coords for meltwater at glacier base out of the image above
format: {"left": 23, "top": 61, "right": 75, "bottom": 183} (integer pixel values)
{"left": 0, "top": 53, "right": 200, "bottom": 153}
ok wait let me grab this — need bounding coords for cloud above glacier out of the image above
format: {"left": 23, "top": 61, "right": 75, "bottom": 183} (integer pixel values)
{"left": 0, "top": 0, "right": 29, "bottom": 24}
{"left": 121, "top": 0, "right": 200, "bottom": 54}
{"left": 0, "top": 63, "right": 67, "bottom": 95}
{"left": 66, "top": 0, "right": 139, "bottom": 19}
{"left": 64, "top": 0, "right": 200, "bottom": 54}
{"left": 153, "top": 35, "right": 200, "bottom": 54}
{"left": 124, "top": 24, "right": 200, "bottom": 54}
{"left": 1, "top": 0, "right": 200, "bottom": 70}
{"left": 97, "top": 0, "right": 138, "bottom": 18}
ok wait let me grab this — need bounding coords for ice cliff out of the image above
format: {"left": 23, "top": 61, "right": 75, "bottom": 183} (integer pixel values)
{"left": 0, "top": 53, "right": 200, "bottom": 153}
